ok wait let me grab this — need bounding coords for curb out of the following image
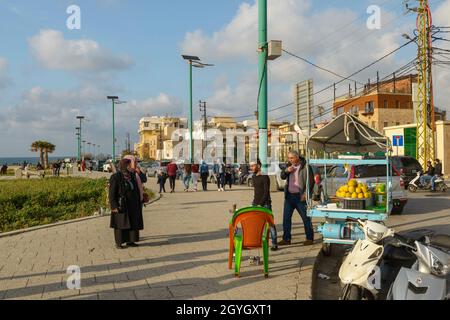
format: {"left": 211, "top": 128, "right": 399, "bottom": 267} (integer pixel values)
{"left": 0, "top": 194, "right": 162, "bottom": 239}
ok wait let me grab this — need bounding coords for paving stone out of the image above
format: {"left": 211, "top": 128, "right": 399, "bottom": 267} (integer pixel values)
{"left": 135, "top": 287, "right": 173, "bottom": 300}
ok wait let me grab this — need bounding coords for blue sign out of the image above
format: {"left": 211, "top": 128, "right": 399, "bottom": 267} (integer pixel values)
{"left": 393, "top": 135, "right": 404, "bottom": 147}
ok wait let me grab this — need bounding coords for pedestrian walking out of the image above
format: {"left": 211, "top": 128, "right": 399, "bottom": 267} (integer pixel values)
{"left": 183, "top": 163, "right": 192, "bottom": 192}
{"left": 250, "top": 159, "right": 278, "bottom": 251}
{"left": 200, "top": 161, "right": 209, "bottom": 191}
{"left": 109, "top": 158, "right": 144, "bottom": 249}
{"left": 191, "top": 163, "right": 200, "bottom": 192}
{"left": 213, "top": 159, "right": 226, "bottom": 192}
{"left": 157, "top": 170, "right": 167, "bottom": 194}
{"left": 278, "top": 151, "right": 315, "bottom": 247}
{"left": 167, "top": 160, "right": 178, "bottom": 193}
{"left": 225, "top": 163, "right": 234, "bottom": 190}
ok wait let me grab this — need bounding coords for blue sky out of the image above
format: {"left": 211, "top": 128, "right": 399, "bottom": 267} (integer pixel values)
{"left": 0, "top": 0, "right": 449, "bottom": 157}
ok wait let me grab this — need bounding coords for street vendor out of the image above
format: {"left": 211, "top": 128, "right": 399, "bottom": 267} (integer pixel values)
{"left": 278, "top": 151, "right": 315, "bottom": 247}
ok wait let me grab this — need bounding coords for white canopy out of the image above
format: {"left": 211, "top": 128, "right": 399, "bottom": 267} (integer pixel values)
{"left": 307, "top": 113, "right": 390, "bottom": 153}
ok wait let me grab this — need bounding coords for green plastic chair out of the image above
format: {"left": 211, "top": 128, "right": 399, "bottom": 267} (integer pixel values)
{"left": 228, "top": 206, "right": 275, "bottom": 278}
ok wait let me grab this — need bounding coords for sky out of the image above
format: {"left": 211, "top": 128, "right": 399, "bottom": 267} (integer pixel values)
{"left": 0, "top": 0, "right": 450, "bottom": 157}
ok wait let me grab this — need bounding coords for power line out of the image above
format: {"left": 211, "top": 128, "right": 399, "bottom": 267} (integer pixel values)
{"left": 282, "top": 48, "right": 365, "bottom": 84}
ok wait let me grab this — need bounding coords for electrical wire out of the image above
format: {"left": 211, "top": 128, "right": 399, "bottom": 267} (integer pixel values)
{"left": 281, "top": 49, "right": 364, "bottom": 84}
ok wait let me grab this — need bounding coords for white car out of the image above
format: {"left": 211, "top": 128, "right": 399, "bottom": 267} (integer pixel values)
{"left": 103, "top": 160, "right": 115, "bottom": 173}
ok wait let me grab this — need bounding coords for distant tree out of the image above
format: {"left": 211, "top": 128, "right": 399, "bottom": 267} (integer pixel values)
{"left": 42, "top": 142, "right": 56, "bottom": 169}
{"left": 31, "top": 141, "right": 55, "bottom": 168}
{"left": 31, "top": 141, "right": 46, "bottom": 167}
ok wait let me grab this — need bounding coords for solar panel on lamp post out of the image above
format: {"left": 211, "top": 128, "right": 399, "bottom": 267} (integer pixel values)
{"left": 181, "top": 55, "right": 214, "bottom": 164}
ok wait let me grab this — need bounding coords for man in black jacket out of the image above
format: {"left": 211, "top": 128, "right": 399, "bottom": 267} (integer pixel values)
{"left": 431, "top": 159, "right": 443, "bottom": 192}
{"left": 278, "top": 151, "right": 315, "bottom": 247}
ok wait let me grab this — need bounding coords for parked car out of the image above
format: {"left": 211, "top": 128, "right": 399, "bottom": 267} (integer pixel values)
{"left": 391, "top": 156, "right": 423, "bottom": 190}
{"left": 103, "top": 160, "right": 115, "bottom": 173}
{"left": 147, "top": 161, "right": 171, "bottom": 177}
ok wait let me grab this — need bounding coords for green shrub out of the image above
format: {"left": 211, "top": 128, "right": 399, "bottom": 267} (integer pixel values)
{"left": 0, "top": 178, "right": 109, "bottom": 233}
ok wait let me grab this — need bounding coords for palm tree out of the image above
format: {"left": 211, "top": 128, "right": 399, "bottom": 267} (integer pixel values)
{"left": 42, "top": 142, "right": 56, "bottom": 169}
{"left": 31, "top": 141, "right": 46, "bottom": 167}
{"left": 31, "top": 141, "right": 56, "bottom": 169}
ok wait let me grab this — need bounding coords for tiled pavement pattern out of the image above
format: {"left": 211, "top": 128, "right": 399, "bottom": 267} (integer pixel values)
{"left": 0, "top": 178, "right": 322, "bottom": 300}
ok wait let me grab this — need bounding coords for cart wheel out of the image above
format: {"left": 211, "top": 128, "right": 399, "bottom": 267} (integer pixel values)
{"left": 322, "top": 243, "right": 332, "bottom": 257}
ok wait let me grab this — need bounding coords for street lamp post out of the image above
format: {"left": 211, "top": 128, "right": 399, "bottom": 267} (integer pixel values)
{"left": 76, "top": 116, "right": 85, "bottom": 161}
{"left": 82, "top": 140, "right": 86, "bottom": 159}
{"left": 107, "top": 96, "right": 127, "bottom": 163}
{"left": 87, "top": 142, "right": 92, "bottom": 157}
{"left": 181, "top": 55, "right": 214, "bottom": 164}
{"left": 258, "top": 0, "right": 268, "bottom": 173}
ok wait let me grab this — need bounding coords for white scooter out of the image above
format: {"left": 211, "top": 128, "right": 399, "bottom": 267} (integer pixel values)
{"left": 387, "top": 235, "right": 450, "bottom": 300}
{"left": 408, "top": 171, "right": 448, "bottom": 193}
{"left": 339, "top": 219, "right": 395, "bottom": 300}
{"left": 339, "top": 219, "right": 417, "bottom": 300}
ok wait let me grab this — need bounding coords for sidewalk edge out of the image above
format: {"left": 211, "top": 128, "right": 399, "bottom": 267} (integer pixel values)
{"left": 0, "top": 194, "right": 162, "bottom": 239}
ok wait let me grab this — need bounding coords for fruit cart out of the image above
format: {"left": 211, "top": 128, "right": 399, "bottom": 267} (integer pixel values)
{"left": 306, "top": 113, "right": 393, "bottom": 255}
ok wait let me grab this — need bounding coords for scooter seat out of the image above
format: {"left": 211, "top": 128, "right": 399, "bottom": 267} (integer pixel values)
{"left": 431, "top": 235, "right": 450, "bottom": 250}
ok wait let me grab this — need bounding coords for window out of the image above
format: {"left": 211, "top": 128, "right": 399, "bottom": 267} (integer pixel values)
{"left": 384, "top": 122, "right": 389, "bottom": 128}
{"left": 384, "top": 100, "right": 388, "bottom": 108}
{"left": 396, "top": 122, "right": 400, "bottom": 126}
{"left": 336, "top": 106, "right": 344, "bottom": 115}
{"left": 144, "top": 122, "right": 149, "bottom": 128}
{"left": 365, "top": 101, "right": 374, "bottom": 113}
{"left": 396, "top": 100, "right": 400, "bottom": 108}
{"left": 351, "top": 106, "right": 359, "bottom": 115}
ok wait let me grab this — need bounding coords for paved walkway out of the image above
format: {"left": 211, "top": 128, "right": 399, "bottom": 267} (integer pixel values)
{"left": 0, "top": 178, "right": 321, "bottom": 300}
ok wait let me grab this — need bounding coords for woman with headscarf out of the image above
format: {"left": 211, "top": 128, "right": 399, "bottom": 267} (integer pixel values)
{"left": 109, "top": 158, "right": 144, "bottom": 249}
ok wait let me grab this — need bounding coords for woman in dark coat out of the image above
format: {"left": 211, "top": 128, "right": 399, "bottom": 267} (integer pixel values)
{"left": 109, "top": 158, "right": 144, "bottom": 249}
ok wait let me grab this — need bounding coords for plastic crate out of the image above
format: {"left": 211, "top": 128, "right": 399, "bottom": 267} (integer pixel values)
{"left": 343, "top": 199, "right": 366, "bottom": 210}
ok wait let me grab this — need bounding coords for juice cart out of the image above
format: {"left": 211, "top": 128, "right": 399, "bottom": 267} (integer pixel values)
{"left": 306, "top": 113, "right": 393, "bottom": 255}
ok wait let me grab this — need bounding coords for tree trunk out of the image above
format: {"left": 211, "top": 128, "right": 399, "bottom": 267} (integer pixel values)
{"left": 39, "top": 150, "right": 44, "bottom": 167}
{"left": 44, "top": 151, "right": 49, "bottom": 169}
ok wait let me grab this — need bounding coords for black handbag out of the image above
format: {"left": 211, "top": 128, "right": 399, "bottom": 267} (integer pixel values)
{"left": 110, "top": 174, "right": 131, "bottom": 230}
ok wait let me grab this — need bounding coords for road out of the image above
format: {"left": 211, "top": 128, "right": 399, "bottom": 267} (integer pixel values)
{"left": 0, "top": 177, "right": 320, "bottom": 300}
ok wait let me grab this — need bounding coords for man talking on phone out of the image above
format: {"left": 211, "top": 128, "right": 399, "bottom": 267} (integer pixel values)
{"left": 278, "top": 151, "right": 315, "bottom": 246}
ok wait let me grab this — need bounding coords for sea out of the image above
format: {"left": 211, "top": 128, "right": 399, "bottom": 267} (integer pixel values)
{"left": 0, "top": 157, "right": 75, "bottom": 166}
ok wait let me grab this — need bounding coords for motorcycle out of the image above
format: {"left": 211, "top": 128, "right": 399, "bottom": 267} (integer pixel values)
{"left": 408, "top": 171, "right": 448, "bottom": 193}
{"left": 387, "top": 234, "right": 450, "bottom": 300}
{"left": 339, "top": 219, "right": 419, "bottom": 300}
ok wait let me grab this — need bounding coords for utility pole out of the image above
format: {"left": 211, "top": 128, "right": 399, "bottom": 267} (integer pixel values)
{"left": 406, "top": 0, "right": 436, "bottom": 168}
{"left": 258, "top": 0, "right": 268, "bottom": 173}
{"left": 199, "top": 100, "right": 207, "bottom": 157}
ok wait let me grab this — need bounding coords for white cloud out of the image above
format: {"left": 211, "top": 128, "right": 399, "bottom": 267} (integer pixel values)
{"left": 180, "top": 1, "right": 427, "bottom": 120}
{"left": 119, "top": 94, "right": 184, "bottom": 123}
{"left": 29, "top": 29, "right": 133, "bottom": 73}
{"left": 0, "top": 85, "right": 181, "bottom": 156}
